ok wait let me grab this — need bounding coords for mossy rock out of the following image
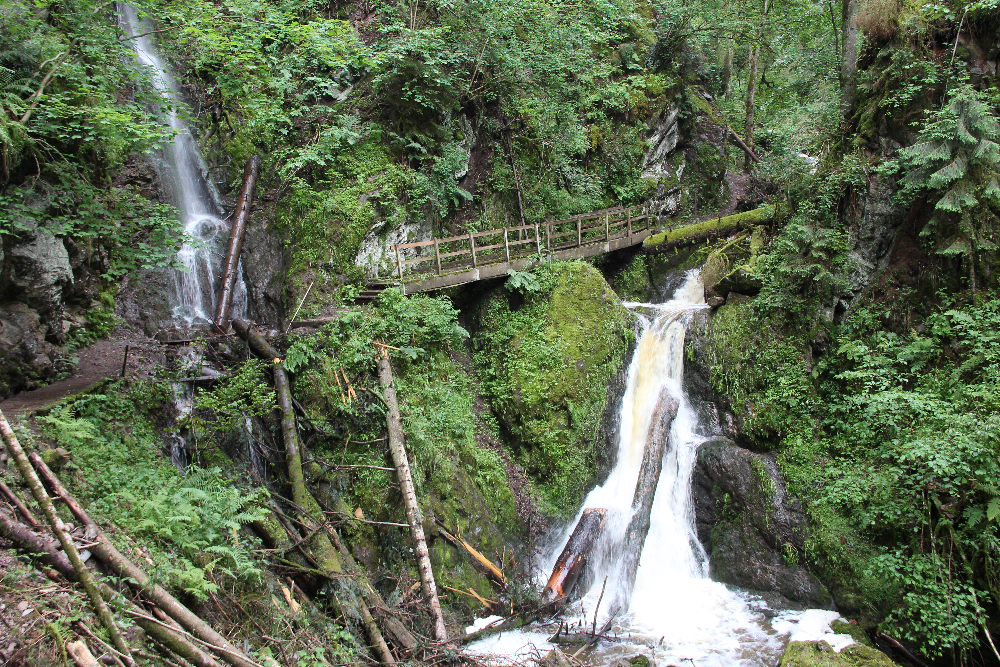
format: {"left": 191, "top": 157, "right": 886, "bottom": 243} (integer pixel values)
{"left": 780, "top": 642, "right": 898, "bottom": 667}
{"left": 831, "top": 621, "right": 872, "bottom": 647}
{"left": 473, "top": 261, "right": 635, "bottom": 515}
{"left": 643, "top": 206, "right": 775, "bottom": 254}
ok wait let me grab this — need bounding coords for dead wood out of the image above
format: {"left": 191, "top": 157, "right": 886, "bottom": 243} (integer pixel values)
{"left": 327, "top": 526, "right": 420, "bottom": 653}
{"left": 376, "top": 352, "right": 448, "bottom": 642}
{"left": 232, "top": 319, "right": 406, "bottom": 666}
{"left": 0, "top": 409, "right": 136, "bottom": 666}
{"left": 433, "top": 518, "right": 506, "bottom": 588}
{"left": 0, "top": 507, "right": 224, "bottom": 667}
{"left": 67, "top": 640, "right": 99, "bottom": 667}
{"left": 0, "top": 477, "right": 39, "bottom": 527}
{"left": 614, "top": 389, "right": 678, "bottom": 608}
{"left": 27, "top": 452, "right": 259, "bottom": 667}
{"left": 212, "top": 155, "right": 261, "bottom": 333}
{"left": 541, "top": 508, "right": 607, "bottom": 604}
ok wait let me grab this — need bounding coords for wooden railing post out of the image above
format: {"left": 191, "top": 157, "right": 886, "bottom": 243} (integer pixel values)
{"left": 577, "top": 219, "right": 582, "bottom": 247}
{"left": 627, "top": 207, "right": 632, "bottom": 238}
{"left": 605, "top": 214, "right": 610, "bottom": 241}
{"left": 434, "top": 239, "right": 442, "bottom": 275}
{"left": 469, "top": 233, "right": 477, "bottom": 268}
{"left": 546, "top": 222, "right": 552, "bottom": 252}
{"left": 535, "top": 223, "right": 541, "bottom": 256}
{"left": 504, "top": 228, "right": 510, "bottom": 262}
{"left": 395, "top": 245, "right": 404, "bottom": 282}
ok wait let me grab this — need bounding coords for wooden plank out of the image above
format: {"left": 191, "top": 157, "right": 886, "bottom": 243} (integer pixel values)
{"left": 469, "top": 233, "right": 477, "bottom": 268}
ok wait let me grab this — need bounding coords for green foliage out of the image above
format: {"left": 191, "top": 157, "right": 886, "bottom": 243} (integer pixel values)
{"left": 473, "top": 261, "right": 634, "bottom": 515}
{"left": 894, "top": 83, "right": 1000, "bottom": 289}
{"left": 195, "top": 358, "right": 277, "bottom": 432}
{"left": 704, "top": 292, "right": 1000, "bottom": 656}
{"left": 37, "top": 383, "right": 267, "bottom": 600}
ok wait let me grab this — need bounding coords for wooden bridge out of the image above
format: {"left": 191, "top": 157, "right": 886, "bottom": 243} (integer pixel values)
{"left": 389, "top": 204, "right": 657, "bottom": 294}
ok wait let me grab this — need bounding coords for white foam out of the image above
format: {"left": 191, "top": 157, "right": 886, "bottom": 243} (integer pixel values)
{"left": 773, "top": 609, "right": 857, "bottom": 652}
{"left": 466, "top": 615, "right": 505, "bottom": 635}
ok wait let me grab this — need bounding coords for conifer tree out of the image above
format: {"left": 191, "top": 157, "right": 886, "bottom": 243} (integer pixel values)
{"left": 899, "top": 84, "right": 1000, "bottom": 294}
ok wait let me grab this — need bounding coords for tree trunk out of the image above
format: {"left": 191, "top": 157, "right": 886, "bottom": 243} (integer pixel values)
{"left": 376, "top": 353, "right": 449, "bottom": 642}
{"left": 212, "top": 155, "right": 261, "bottom": 334}
{"left": 0, "top": 508, "right": 224, "bottom": 667}
{"left": 327, "top": 527, "right": 419, "bottom": 653}
{"left": 231, "top": 319, "right": 344, "bottom": 577}
{"left": 0, "top": 410, "right": 136, "bottom": 667}
{"left": 613, "top": 390, "right": 678, "bottom": 609}
{"left": 541, "top": 508, "right": 608, "bottom": 604}
{"left": 841, "top": 0, "right": 858, "bottom": 114}
{"left": 231, "top": 321, "right": 400, "bottom": 664}
{"left": 744, "top": 0, "right": 771, "bottom": 170}
{"left": 27, "top": 453, "right": 258, "bottom": 667}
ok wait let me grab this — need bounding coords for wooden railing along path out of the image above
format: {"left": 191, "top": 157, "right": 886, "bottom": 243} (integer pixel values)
{"left": 390, "top": 203, "right": 657, "bottom": 294}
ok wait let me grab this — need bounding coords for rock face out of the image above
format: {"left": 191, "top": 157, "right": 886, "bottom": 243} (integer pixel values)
{"left": 692, "top": 437, "right": 831, "bottom": 607}
{"left": 241, "top": 212, "right": 286, "bottom": 326}
{"left": 472, "top": 261, "right": 635, "bottom": 515}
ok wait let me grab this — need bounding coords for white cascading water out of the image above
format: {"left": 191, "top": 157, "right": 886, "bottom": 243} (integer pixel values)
{"left": 119, "top": 4, "right": 247, "bottom": 327}
{"left": 468, "top": 271, "right": 849, "bottom": 666}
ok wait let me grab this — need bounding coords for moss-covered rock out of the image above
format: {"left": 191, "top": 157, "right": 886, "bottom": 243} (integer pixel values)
{"left": 780, "top": 642, "right": 898, "bottom": 667}
{"left": 472, "top": 261, "right": 634, "bottom": 515}
{"left": 643, "top": 205, "right": 775, "bottom": 254}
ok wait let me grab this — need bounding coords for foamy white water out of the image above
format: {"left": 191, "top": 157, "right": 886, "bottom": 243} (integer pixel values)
{"left": 467, "top": 271, "right": 850, "bottom": 666}
{"left": 120, "top": 4, "right": 246, "bottom": 326}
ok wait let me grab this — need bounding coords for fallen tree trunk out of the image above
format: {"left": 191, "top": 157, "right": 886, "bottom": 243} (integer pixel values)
{"left": 376, "top": 352, "right": 449, "bottom": 642}
{"left": 0, "top": 478, "right": 39, "bottom": 527}
{"left": 541, "top": 508, "right": 608, "bottom": 604}
{"left": 0, "top": 507, "right": 224, "bottom": 667}
{"left": 614, "top": 389, "right": 678, "bottom": 608}
{"left": 212, "top": 155, "right": 261, "bottom": 334}
{"left": 27, "top": 453, "right": 259, "bottom": 667}
{"left": 642, "top": 205, "right": 775, "bottom": 255}
{"left": 0, "top": 410, "right": 136, "bottom": 667}
{"left": 232, "top": 320, "right": 405, "bottom": 664}
{"left": 327, "top": 526, "right": 419, "bottom": 653}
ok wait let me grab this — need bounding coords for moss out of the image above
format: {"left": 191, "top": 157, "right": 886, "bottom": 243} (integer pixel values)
{"left": 473, "top": 261, "right": 634, "bottom": 515}
{"left": 779, "top": 642, "right": 898, "bottom": 667}
{"left": 608, "top": 254, "right": 653, "bottom": 302}
{"left": 643, "top": 205, "right": 775, "bottom": 252}
{"left": 831, "top": 621, "right": 873, "bottom": 648}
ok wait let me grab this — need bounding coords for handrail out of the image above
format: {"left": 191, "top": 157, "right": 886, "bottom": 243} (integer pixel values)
{"left": 391, "top": 203, "right": 654, "bottom": 282}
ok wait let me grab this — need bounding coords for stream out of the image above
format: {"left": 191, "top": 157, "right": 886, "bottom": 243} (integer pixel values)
{"left": 467, "top": 271, "right": 854, "bottom": 666}
{"left": 119, "top": 3, "right": 247, "bottom": 328}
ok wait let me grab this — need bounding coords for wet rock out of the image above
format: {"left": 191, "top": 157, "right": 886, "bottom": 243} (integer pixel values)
{"left": 115, "top": 267, "right": 176, "bottom": 336}
{"left": 780, "top": 641, "right": 898, "bottom": 667}
{"left": 707, "top": 295, "right": 726, "bottom": 308}
{"left": 0, "top": 302, "right": 65, "bottom": 398}
{"left": 242, "top": 212, "right": 286, "bottom": 326}
{"left": 692, "top": 438, "right": 832, "bottom": 607}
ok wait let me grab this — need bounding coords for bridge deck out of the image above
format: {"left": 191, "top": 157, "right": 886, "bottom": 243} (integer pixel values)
{"left": 391, "top": 204, "right": 656, "bottom": 294}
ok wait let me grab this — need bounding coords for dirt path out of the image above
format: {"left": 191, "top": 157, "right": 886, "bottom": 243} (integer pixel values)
{"left": 0, "top": 338, "right": 164, "bottom": 416}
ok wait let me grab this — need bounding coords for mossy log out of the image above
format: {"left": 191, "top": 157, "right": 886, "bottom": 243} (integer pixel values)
{"left": 212, "top": 155, "right": 260, "bottom": 334}
{"left": 377, "top": 353, "right": 449, "bottom": 642}
{"left": 0, "top": 409, "right": 136, "bottom": 667}
{"left": 0, "top": 507, "right": 224, "bottom": 667}
{"left": 614, "top": 390, "right": 678, "bottom": 609}
{"left": 27, "top": 452, "right": 258, "bottom": 667}
{"left": 541, "top": 508, "right": 608, "bottom": 604}
{"left": 642, "top": 205, "right": 775, "bottom": 254}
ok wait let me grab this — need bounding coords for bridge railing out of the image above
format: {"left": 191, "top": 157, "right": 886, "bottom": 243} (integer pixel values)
{"left": 391, "top": 203, "right": 653, "bottom": 282}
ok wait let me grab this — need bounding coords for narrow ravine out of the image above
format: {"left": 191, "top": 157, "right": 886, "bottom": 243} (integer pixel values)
{"left": 468, "top": 271, "right": 847, "bottom": 666}
{"left": 119, "top": 3, "right": 247, "bottom": 328}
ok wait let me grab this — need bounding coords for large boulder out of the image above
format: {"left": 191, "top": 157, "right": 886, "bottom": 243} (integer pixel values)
{"left": 0, "top": 302, "right": 66, "bottom": 397}
{"left": 693, "top": 437, "right": 831, "bottom": 607}
{"left": 780, "top": 642, "right": 898, "bottom": 667}
{"left": 473, "top": 261, "right": 635, "bottom": 515}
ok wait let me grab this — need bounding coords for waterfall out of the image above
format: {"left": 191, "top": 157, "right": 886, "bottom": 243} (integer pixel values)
{"left": 119, "top": 3, "right": 247, "bottom": 327}
{"left": 468, "top": 271, "right": 806, "bottom": 666}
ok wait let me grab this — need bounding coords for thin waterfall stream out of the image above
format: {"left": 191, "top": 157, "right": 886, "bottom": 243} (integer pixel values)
{"left": 468, "top": 271, "right": 850, "bottom": 666}
{"left": 119, "top": 3, "right": 247, "bottom": 329}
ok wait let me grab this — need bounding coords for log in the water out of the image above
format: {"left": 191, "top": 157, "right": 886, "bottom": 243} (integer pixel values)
{"left": 541, "top": 507, "right": 608, "bottom": 603}
{"left": 615, "top": 388, "right": 678, "bottom": 606}
{"left": 212, "top": 155, "right": 261, "bottom": 333}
